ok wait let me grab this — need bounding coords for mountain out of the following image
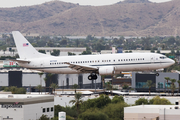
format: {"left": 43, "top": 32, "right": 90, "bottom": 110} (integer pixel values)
{"left": 0, "top": 0, "right": 180, "bottom": 36}
{"left": 117, "top": 0, "right": 151, "bottom": 4}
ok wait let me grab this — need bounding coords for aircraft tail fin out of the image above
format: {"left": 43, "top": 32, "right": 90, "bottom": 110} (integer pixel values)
{"left": 12, "top": 31, "right": 49, "bottom": 59}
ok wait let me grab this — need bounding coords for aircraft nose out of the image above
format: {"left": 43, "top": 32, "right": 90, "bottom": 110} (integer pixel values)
{"left": 169, "top": 59, "right": 175, "bottom": 65}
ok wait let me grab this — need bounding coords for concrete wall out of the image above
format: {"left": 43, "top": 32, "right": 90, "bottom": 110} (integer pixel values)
{"left": 0, "top": 105, "right": 24, "bottom": 120}
{"left": 159, "top": 108, "right": 180, "bottom": 120}
{"left": 23, "top": 102, "right": 54, "bottom": 120}
{"left": 22, "top": 74, "right": 46, "bottom": 87}
{"left": 0, "top": 73, "right": 8, "bottom": 86}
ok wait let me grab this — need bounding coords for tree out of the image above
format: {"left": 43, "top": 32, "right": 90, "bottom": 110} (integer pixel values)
{"left": 39, "top": 114, "right": 49, "bottom": 120}
{"left": 72, "top": 84, "right": 79, "bottom": 93}
{"left": 10, "top": 86, "right": 17, "bottom": 94}
{"left": 51, "top": 49, "right": 60, "bottom": 56}
{"left": 143, "top": 80, "right": 155, "bottom": 95}
{"left": 101, "top": 75, "right": 106, "bottom": 94}
{"left": 122, "top": 84, "right": 129, "bottom": 89}
{"left": 44, "top": 77, "right": 47, "bottom": 94}
{"left": 69, "top": 92, "right": 83, "bottom": 114}
{"left": 135, "top": 98, "right": 149, "bottom": 105}
{"left": 50, "top": 83, "right": 58, "bottom": 94}
{"left": 170, "top": 79, "right": 176, "bottom": 96}
{"left": 164, "top": 77, "right": 170, "bottom": 94}
{"left": 36, "top": 85, "right": 43, "bottom": 94}
{"left": 78, "top": 109, "right": 109, "bottom": 120}
{"left": 102, "top": 102, "right": 128, "bottom": 120}
{"left": 111, "top": 95, "right": 124, "bottom": 104}
{"left": 47, "top": 73, "right": 54, "bottom": 93}
{"left": 95, "top": 94, "right": 111, "bottom": 108}
{"left": 60, "top": 38, "right": 68, "bottom": 46}
{"left": 105, "top": 82, "right": 112, "bottom": 90}
{"left": 68, "top": 52, "right": 76, "bottom": 56}
{"left": 82, "top": 94, "right": 111, "bottom": 110}
{"left": 178, "top": 80, "right": 180, "bottom": 95}
{"left": 149, "top": 96, "right": 171, "bottom": 105}
{"left": 38, "top": 50, "right": 46, "bottom": 54}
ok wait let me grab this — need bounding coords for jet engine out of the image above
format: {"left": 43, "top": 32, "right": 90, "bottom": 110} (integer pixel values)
{"left": 99, "top": 66, "right": 115, "bottom": 75}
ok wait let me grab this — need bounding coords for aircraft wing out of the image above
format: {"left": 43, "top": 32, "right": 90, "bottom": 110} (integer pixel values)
{"left": 65, "top": 62, "right": 98, "bottom": 73}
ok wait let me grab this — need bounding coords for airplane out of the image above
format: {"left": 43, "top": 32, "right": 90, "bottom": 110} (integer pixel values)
{"left": 12, "top": 31, "right": 175, "bottom": 80}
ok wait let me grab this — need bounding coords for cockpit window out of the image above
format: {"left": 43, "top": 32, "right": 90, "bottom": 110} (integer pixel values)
{"left": 160, "top": 56, "right": 167, "bottom": 59}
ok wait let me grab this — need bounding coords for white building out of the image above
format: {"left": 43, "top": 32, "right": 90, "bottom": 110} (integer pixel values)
{"left": 124, "top": 105, "right": 180, "bottom": 120}
{"left": 0, "top": 94, "right": 54, "bottom": 120}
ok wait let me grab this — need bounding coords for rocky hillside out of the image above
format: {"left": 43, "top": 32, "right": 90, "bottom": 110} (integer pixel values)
{"left": 0, "top": 0, "right": 180, "bottom": 36}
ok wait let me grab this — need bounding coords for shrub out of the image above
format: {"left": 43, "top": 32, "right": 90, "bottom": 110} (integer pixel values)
{"left": 135, "top": 98, "right": 149, "bottom": 105}
{"left": 78, "top": 109, "right": 108, "bottom": 120}
{"left": 102, "top": 102, "right": 128, "bottom": 120}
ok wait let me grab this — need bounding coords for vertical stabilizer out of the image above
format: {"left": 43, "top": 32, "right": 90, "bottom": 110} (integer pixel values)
{"left": 12, "top": 31, "right": 49, "bottom": 59}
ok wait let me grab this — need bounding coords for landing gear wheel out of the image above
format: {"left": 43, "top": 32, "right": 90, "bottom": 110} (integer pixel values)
{"left": 88, "top": 74, "right": 98, "bottom": 80}
{"left": 88, "top": 75, "right": 92, "bottom": 80}
{"left": 92, "top": 74, "right": 97, "bottom": 79}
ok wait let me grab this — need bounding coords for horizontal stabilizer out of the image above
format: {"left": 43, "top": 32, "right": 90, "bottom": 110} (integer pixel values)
{"left": 9, "top": 59, "right": 30, "bottom": 63}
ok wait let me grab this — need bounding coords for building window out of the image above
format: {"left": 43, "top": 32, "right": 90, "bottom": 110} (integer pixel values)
{"left": 136, "top": 82, "right": 147, "bottom": 88}
{"left": 158, "top": 82, "right": 163, "bottom": 88}
{"left": 43, "top": 108, "right": 45, "bottom": 113}
{"left": 47, "top": 108, "right": 49, "bottom": 112}
{"left": 165, "top": 83, "right": 171, "bottom": 88}
{"left": 51, "top": 107, "right": 53, "bottom": 112}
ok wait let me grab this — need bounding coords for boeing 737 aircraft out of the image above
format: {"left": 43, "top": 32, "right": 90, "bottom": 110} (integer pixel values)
{"left": 12, "top": 31, "right": 175, "bottom": 80}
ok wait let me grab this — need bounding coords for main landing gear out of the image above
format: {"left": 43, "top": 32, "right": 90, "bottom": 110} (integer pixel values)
{"left": 88, "top": 73, "right": 97, "bottom": 80}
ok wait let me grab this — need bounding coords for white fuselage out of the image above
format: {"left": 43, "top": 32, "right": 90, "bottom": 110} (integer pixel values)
{"left": 18, "top": 53, "right": 175, "bottom": 74}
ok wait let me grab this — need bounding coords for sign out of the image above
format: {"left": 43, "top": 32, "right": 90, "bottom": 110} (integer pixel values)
{"left": 1, "top": 102, "right": 22, "bottom": 109}
{"left": 3, "top": 61, "right": 20, "bottom": 68}
{"left": 59, "top": 112, "right": 66, "bottom": 120}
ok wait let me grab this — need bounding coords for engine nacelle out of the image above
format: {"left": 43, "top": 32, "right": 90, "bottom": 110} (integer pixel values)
{"left": 99, "top": 66, "right": 115, "bottom": 75}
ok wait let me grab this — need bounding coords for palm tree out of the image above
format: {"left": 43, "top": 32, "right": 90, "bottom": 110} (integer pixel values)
{"left": 69, "top": 92, "right": 83, "bottom": 114}
{"left": 101, "top": 75, "right": 106, "bottom": 94}
{"left": 47, "top": 73, "right": 53, "bottom": 93}
{"left": 72, "top": 84, "right": 79, "bottom": 93}
{"left": 36, "top": 85, "right": 43, "bottom": 94}
{"left": 170, "top": 79, "right": 176, "bottom": 96}
{"left": 178, "top": 80, "right": 180, "bottom": 95}
{"left": 143, "top": 80, "right": 155, "bottom": 95}
{"left": 44, "top": 77, "right": 47, "bottom": 94}
{"left": 38, "top": 72, "right": 44, "bottom": 86}
{"left": 50, "top": 83, "right": 58, "bottom": 94}
{"left": 164, "top": 77, "right": 170, "bottom": 94}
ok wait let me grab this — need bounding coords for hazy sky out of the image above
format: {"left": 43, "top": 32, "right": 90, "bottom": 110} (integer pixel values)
{"left": 0, "top": 0, "right": 172, "bottom": 8}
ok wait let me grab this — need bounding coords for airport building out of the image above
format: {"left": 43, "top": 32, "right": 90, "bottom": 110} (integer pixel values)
{"left": 124, "top": 105, "right": 180, "bottom": 120}
{"left": 131, "top": 72, "right": 180, "bottom": 92}
{"left": 0, "top": 69, "right": 102, "bottom": 90}
{"left": 0, "top": 94, "right": 54, "bottom": 120}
